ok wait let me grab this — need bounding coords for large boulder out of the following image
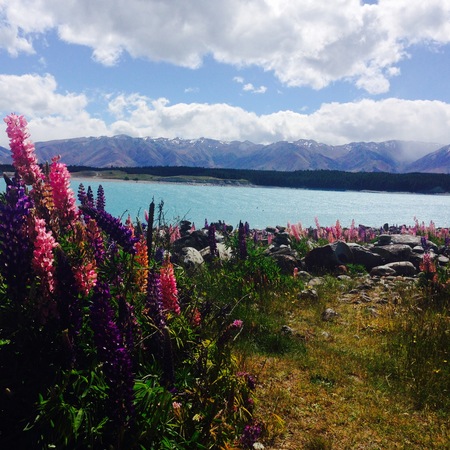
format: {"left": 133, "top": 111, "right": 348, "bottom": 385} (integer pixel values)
{"left": 347, "top": 243, "right": 383, "bottom": 270}
{"left": 371, "top": 244, "right": 412, "bottom": 263}
{"left": 270, "top": 253, "right": 299, "bottom": 275}
{"left": 370, "top": 261, "right": 416, "bottom": 277}
{"left": 304, "top": 241, "right": 353, "bottom": 271}
{"left": 172, "top": 230, "right": 209, "bottom": 252}
{"left": 173, "top": 247, "right": 204, "bottom": 272}
{"left": 200, "top": 242, "right": 233, "bottom": 263}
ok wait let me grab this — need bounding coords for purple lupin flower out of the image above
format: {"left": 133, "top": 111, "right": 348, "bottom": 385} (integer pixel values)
{"left": 0, "top": 178, "right": 33, "bottom": 301}
{"left": 154, "top": 246, "right": 165, "bottom": 264}
{"left": 90, "top": 283, "right": 135, "bottom": 427}
{"left": 54, "top": 247, "right": 82, "bottom": 366}
{"left": 244, "top": 221, "right": 250, "bottom": 236}
{"left": 238, "top": 221, "right": 248, "bottom": 260}
{"left": 240, "top": 421, "right": 263, "bottom": 448}
{"left": 144, "top": 270, "right": 175, "bottom": 387}
{"left": 421, "top": 236, "right": 430, "bottom": 252}
{"left": 117, "top": 296, "right": 140, "bottom": 355}
{"left": 86, "top": 219, "right": 106, "bottom": 265}
{"left": 144, "top": 269, "right": 166, "bottom": 330}
{"left": 86, "top": 186, "right": 94, "bottom": 205}
{"left": 96, "top": 185, "right": 106, "bottom": 211}
{"left": 208, "top": 224, "right": 217, "bottom": 258}
{"left": 77, "top": 183, "right": 88, "bottom": 205}
{"left": 81, "top": 206, "right": 138, "bottom": 254}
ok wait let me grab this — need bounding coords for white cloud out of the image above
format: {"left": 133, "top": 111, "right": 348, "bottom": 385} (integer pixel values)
{"left": 1, "top": 0, "right": 450, "bottom": 93}
{"left": 0, "top": 73, "right": 88, "bottom": 117}
{"left": 242, "top": 83, "right": 267, "bottom": 94}
{"left": 1, "top": 74, "right": 450, "bottom": 153}
{"left": 104, "top": 94, "right": 450, "bottom": 148}
{"left": 0, "top": 73, "right": 105, "bottom": 146}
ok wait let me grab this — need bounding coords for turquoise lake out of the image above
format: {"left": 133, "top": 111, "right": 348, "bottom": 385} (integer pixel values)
{"left": 70, "top": 179, "right": 450, "bottom": 230}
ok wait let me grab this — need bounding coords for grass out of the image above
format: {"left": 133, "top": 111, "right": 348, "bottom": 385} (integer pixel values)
{"left": 216, "top": 270, "right": 450, "bottom": 449}
{"left": 70, "top": 169, "right": 251, "bottom": 185}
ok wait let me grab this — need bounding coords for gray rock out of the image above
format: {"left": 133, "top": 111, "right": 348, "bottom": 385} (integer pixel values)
{"left": 304, "top": 241, "right": 353, "bottom": 271}
{"left": 280, "top": 325, "right": 294, "bottom": 335}
{"left": 322, "top": 308, "right": 338, "bottom": 321}
{"left": 371, "top": 244, "right": 413, "bottom": 263}
{"left": 270, "top": 253, "right": 299, "bottom": 275}
{"left": 377, "top": 234, "right": 392, "bottom": 245}
{"left": 348, "top": 243, "right": 383, "bottom": 270}
{"left": 172, "top": 230, "right": 209, "bottom": 252}
{"left": 370, "top": 265, "right": 397, "bottom": 277}
{"left": 309, "top": 277, "right": 325, "bottom": 286}
{"left": 384, "top": 261, "right": 417, "bottom": 276}
{"left": 438, "top": 255, "right": 450, "bottom": 266}
{"left": 370, "top": 261, "right": 416, "bottom": 277}
{"left": 296, "top": 270, "right": 313, "bottom": 282}
{"left": 299, "top": 288, "right": 319, "bottom": 301}
{"left": 273, "top": 232, "right": 291, "bottom": 246}
{"left": 175, "top": 247, "right": 204, "bottom": 271}
{"left": 389, "top": 235, "right": 423, "bottom": 247}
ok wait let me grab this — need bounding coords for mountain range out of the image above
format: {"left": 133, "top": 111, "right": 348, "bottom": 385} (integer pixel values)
{"left": 1, "top": 136, "right": 449, "bottom": 173}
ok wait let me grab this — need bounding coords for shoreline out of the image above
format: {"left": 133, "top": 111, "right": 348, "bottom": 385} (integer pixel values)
{"left": 69, "top": 173, "right": 450, "bottom": 196}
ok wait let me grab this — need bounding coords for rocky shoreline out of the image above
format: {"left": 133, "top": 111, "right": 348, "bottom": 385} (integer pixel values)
{"left": 169, "top": 221, "right": 448, "bottom": 280}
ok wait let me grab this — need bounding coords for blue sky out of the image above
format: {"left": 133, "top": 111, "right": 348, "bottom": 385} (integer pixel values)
{"left": 1, "top": 0, "right": 450, "bottom": 160}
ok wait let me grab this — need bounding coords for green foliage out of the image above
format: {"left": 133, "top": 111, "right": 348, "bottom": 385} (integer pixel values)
{"left": 345, "top": 263, "right": 368, "bottom": 276}
{"left": 389, "top": 291, "right": 450, "bottom": 411}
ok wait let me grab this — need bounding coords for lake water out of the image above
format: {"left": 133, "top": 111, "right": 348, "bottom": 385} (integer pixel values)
{"left": 68, "top": 179, "right": 450, "bottom": 230}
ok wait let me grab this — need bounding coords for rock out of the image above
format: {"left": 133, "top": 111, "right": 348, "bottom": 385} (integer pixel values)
{"left": 280, "top": 325, "right": 294, "bottom": 335}
{"left": 309, "top": 277, "right": 325, "bottom": 286}
{"left": 348, "top": 243, "right": 383, "bottom": 270}
{"left": 377, "top": 234, "right": 392, "bottom": 245}
{"left": 304, "top": 241, "right": 353, "bottom": 271}
{"left": 172, "top": 230, "right": 209, "bottom": 252}
{"left": 337, "top": 274, "right": 352, "bottom": 281}
{"left": 299, "top": 288, "right": 319, "bottom": 301}
{"left": 409, "top": 252, "right": 425, "bottom": 269}
{"left": 322, "top": 308, "right": 338, "bottom": 321}
{"left": 273, "top": 232, "right": 291, "bottom": 246}
{"left": 296, "top": 270, "right": 313, "bottom": 282}
{"left": 200, "top": 242, "right": 232, "bottom": 263}
{"left": 389, "top": 235, "right": 423, "bottom": 247}
{"left": 371, "top": 244, "right": 412, "bottom": 263}
{"left": 370, "top": 261, "right": 416, "bottom": 277}
{"left": 174, "top": 247, "right": 204, "bottom": 272}
{"left": 270, "top": 253, "right": 300, "bottom": 275}
{"left": 384, "top": 261, "right": 417, "bottom": 276}
{"left": 370, "top": 265, "right": 397, "bottom": 277}
{"left": 438, "top": 255, "right": 450, "bottom": 266}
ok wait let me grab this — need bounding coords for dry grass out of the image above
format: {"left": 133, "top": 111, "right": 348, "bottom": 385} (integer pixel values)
{"left": 238, "top": 276, "right": 450, "bottom": 449}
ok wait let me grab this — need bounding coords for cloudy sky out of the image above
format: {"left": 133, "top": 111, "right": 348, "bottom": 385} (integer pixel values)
{"left": 1, "top": 0, "right": 450, "bottom": 151}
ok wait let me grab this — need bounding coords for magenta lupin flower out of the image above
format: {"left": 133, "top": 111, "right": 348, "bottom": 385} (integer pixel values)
{"left": 32, "top": 217, "right": 57, "bottom": 295}
{"left": 49, "top": 156, "right": 79, "bottom": 228}
{"left": 3, "top": 114, "right": 44, "bottom": 185}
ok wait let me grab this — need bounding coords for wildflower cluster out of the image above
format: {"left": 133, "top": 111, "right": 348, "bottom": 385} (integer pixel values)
{"left": 0, "top": 114, "right": 255, "bottom": 449}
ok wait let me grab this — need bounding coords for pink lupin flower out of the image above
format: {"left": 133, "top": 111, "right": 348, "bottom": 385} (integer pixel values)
{"left": 32, "top": 217, "right": 57, "bottom": 294}
{"left": 73, "top": 261, "right": 98, "bottom": 296}
{"left": 3, "top": 114, "right": 44, "bottom": 186}
{"left": 160, "top": 258, "right": 180, "bottom": 315}
{"left": 49, "top": 156, "right": 79, "bottom": 228}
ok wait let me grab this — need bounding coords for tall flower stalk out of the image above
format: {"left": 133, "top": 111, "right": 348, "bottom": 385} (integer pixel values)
{"left": 0, "top": 178, "right": 33, "bottom": 301}
{"left": 49, "top": 155, "right": 79, "bottom": 229}
{"left": 160, "top": 258, "right": 180, "bottom": 315}
{"left": 3, "top": 114, "right": 44, "bottom": 186}
{"left": 90, "top": 283, "right": 135, "bottom": 428}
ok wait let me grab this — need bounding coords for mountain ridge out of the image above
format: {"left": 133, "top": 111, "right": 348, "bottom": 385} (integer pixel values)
{"left": 0, "top": 137, "right": 448, "bottom": 173}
